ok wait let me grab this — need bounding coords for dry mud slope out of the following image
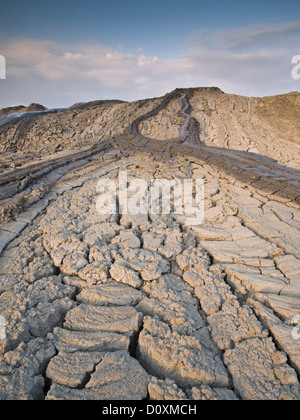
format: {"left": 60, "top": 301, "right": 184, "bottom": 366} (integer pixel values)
{"left": 0, "top": 87, "right": 299, "bottom": 400}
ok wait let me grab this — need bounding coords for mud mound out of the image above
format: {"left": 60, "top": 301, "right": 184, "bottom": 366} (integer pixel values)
{"left": 0, "top": 88, "right": 299, "bottom": 400}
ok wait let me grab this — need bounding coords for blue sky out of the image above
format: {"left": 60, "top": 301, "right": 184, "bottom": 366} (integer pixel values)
{"left": 0, "top": 0, "right": 300, "bottom": 107}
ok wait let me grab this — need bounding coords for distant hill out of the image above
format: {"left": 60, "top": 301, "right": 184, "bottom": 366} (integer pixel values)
{"left": 0, "top": 103, "right": 47, "bottom": 115}
{"left": 0, "top": 88, "right": 299, "bottom": 168}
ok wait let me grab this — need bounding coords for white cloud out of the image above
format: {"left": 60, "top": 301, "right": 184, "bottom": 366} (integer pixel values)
{"left": 0, "top": 21, "right": 299, "bottom": 108}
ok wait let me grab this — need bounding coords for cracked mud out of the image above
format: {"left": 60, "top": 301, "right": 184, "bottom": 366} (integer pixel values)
{"left": 0, "top": 88, "right": 299, "bottom": 400}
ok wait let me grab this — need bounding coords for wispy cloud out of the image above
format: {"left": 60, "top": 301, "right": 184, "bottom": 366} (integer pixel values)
{"left": 191, "top": 21, "right": 300, "bottom": 50}
{"left": 0, "top": 21, "right": 299, "bottom": 107}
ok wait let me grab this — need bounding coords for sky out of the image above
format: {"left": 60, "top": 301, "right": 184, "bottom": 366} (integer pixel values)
{"left": 0, "top": 0, "right": 300, "bottom": 108}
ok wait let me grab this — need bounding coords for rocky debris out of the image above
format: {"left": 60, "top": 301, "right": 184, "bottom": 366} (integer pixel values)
{"left": 207, "top": 300, "right": 267, "bottom": 350}
{"left": 46, "top": 351, "right": 103, "bottom": 388}
{"left": 63, "top": 305, "right": 143, "bottom": 336}
{"left": 253, "top": 293, "right": 300, "bottom": 325}
{"left": 176, "top": 247, "right": 234, "bottom": 315}
{"left": 148, "top": 377, "right": 187, "bottom": 400}
{"left": 111, "top": 230, "right": 141, "bottom": 249}
{"left": 249, "top": 299, "right": 300, "bottom": 375}
{"left": 119, "top": 248, "right": 171, "bottom": 281}
{"left": 110, "top": 249, "right": 170, "bottom": 287}
{"left": 224, "top": 264, "right": 287, "bottom": 296}
{"left": 201, "top": 237, "right": 279, "bottom": 263}
{"left": 224, "top": 338, "right": 300, "bottom": 400}
{"left": 50, "top": 327, "right": 130, "bottom": 353}
{"left": 46, "top": 351, "right": 149, "bottom": 400}
{"left": 0, "top": 339, "right": 55, "bottom": 400}
{"left": 136, "top": 274, "right": 214, "bottom": 342}
{"left": 0, "top": 87, "right": 300, "bottom": 400}
{"left": 274, "top": 255, "right": 300, "bottom": 284}
{"left": 77, "top": 283, "right": 144, "bottom": 307}
{"left": 0, "top": 275, "right": 75, "bottom": 354}
{"left": 137, "top": 316, "right": 230, "bottom": 389}
{"left": 142, "top": 231, "right": 165, "bottom": 252}
{"left": 110, "top": 262, "right": 142, "bottom": 288}
{"left": 187, "top": 385, "right": 239, "bottom": 401}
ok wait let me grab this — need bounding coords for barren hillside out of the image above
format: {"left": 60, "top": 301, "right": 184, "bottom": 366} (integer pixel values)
{"left": 0, "top": 88, "right": 299, "bottom": 400}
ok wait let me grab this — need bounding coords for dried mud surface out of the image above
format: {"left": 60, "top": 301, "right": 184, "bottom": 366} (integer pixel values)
{"left": 0, "top": 87, "right": 299, "bottom": 400}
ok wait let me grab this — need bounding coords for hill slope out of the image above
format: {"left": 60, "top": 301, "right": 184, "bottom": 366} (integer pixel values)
{"left": 0, "top": 88, "right": 299, "bottom": 401}
{"left": 0, "top": 88, "right": 299, "bottom": 171}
